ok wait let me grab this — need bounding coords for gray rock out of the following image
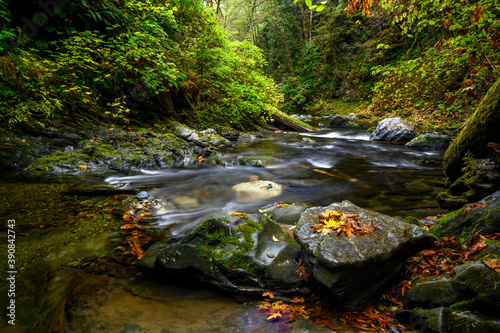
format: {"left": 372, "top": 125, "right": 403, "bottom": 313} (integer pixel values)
{"left": 452, "top": 262, "right": 500, "bottom": 312}
{"left": 172, "top": 124, "right": 232, "bottom": 149}
{"left": 406, "top": 133, "right": 451, "bottom": 150}
{"left": 294, "top": 200, "right": 435, "bottom": 310}
{"left": 451, "top": 310, "right": 500, "bottom": 333}
{"left": 258, "top": 202, "right": 311, "bottom": 225}
{"left": 393, "top": 307, "right": 451, "bottom": 333}
{"left": 135, "top": 191, "right": 148, "bottom": 199}
{"left": 433, "top": 190, "right": 500, "bottom": 239}
{"left": 370, "top": 118, "right": 416, "bottom": 142}
{"left": 402, "top": 275, "right": 463, "bottom": 309}
{"left": 233, "top": 156, "right": 264, "bottom": 167}
{"left": 329, "top": 114, "right": 358, "bottom": 127}
{"left": 154, "top": 214, "right": 302, "bottom": 294}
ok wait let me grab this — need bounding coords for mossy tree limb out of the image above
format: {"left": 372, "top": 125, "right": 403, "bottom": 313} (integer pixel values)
{"left": 443, "top": 79, "right": 500, "bottom": 183}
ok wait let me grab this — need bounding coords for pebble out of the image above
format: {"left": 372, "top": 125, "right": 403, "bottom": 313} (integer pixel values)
{"left": 135, "top": 191, "right": 148, "bottom": 199}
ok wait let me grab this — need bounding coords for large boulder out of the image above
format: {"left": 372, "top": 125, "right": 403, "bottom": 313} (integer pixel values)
{"left": 443, "top": 79, "right": 500, "bottom": 185}
{"left": 432, "top": 190, "right": 500, "bottom": 240}
{"left": 370, "top": 117, "right": 416, "bottom": 142}
{"left": 294, "top": 200, "right": 435, "bottom": 310}
{"left": 154, "top": 214, "right": 303, "bottom": 294}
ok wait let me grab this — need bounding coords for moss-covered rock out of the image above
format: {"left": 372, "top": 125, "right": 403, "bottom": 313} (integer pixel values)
{"left": 443, "top": 78, "right": 500, "bottom": 184}
{"left": 154, "top": 214, "right": 303, "bottom": 294}
{"left": 329, "top": 114, "right": 359, "bottom": 128}
{"left": 432, "top": 190, "right": 500, "bottom": 241}
{"left": 406, "top": 133, "right": 450, "bottom": 150}
{"left": 452, "top": 262, "right": 500, "bottom": 313}
{"left": 393, "top": 307, "right": 451, "bottom": 333}
{"left": 402, "top": 275, "right": 464, "bottom": 309}
{"left": 24, "top": 126, "right": 207, "bottom": 174}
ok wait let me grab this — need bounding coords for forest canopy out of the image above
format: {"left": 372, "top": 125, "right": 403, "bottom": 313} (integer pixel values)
{"left": 0, "top": 0, "right": 499, "bottom": 129}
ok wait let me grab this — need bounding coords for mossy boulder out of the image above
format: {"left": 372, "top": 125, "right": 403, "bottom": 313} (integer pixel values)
{"left": 432, "top": 190, "right": 500, "bottom": 240}
{"left": 443, "top": 78, "right": 500, "bottom": 184}
{"left": 438, "top": 157, "right": 500, "bottom": 209}
{"left": 329, "top": 114, "right": 358, "bottom": 128}
{"left": 406, "top": 133, "right": 451, "bottom": 150}
{"left": 402, "top": 275, "right": 464, "bottom": 309}
{"left": 450, "top": 310, "right": 500, "bottom": 333}
{"left": 294, "top": 200, "right": 435, "bottom": 310}
{"left": 154, "top": 214, "right": 303, "bottom": 294}
{"left": 24, "top": 127, "right": 203, "bottom": 174}
{"left": 452, "top": 262, "right": 500, "bottom": 313}
{"left": 393, "top": 307, "right": 451, "bottom": 333}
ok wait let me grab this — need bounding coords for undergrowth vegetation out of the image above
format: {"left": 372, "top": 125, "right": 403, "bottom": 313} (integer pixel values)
{"left": 0, "top": 0, "right": 281, "bottom": 130}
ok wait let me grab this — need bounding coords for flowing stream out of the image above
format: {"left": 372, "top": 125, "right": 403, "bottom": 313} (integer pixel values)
{"left": 0, "top": 121, "right": 446, "bottom": 332}
{"left": 106, "top": 123, "right": 445, "bottom": 235}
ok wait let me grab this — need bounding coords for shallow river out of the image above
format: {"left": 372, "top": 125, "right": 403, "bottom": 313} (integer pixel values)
{"left": 106, "top": 123, "right": 445, "bottom": 235}
{"left": 0, "top": 122, "right": 446, "bottom": 332}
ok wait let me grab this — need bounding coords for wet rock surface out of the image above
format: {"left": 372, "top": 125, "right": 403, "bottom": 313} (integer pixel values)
{"left": 294, "top": 200, "right": 434, "bottom": 310}
{"left": 257, "top": 202, "right": 311, "bottom": 225}
{"left": 406, "top": 133, "right": 451, "bottom": 150}
{"left": 154, "top": 214, "right": 303, "bottom": 294}
{"left": 329, "top": 113, "right": 358, "bottom": 128}
{"left": 433, "top": 190, "right": 500, "bottom": 239}
{"left": 370, "top": 117, "right": 416, "bottom": 142}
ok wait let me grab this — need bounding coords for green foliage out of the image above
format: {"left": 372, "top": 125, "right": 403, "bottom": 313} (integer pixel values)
{"left": 371, "top": 0, "right": 500, "bottom": 123}
{"left": 0, "top": 0, "right": 281, "bottom": 129}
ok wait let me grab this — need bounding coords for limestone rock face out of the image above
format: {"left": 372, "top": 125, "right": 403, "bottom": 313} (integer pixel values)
{"left": 294, "top": 200, "right": 434, "bottom": 310}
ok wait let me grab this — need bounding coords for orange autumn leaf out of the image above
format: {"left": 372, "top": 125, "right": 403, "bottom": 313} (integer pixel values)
{"left": 78, "top": 164, "right": 87, "bottom": 170}
{"left": 262, "top": 291, "right": 275, "bottom": 299}
{"left": 482, "top": 258, "right": 500, "bottom": 272}
{"left": 230, "top": 211, "right": 248, "bottom": 217}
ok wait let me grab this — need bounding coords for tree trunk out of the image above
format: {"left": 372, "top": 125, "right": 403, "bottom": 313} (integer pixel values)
{"left": 244, "top": 0, "right": 258, "bottom": 40}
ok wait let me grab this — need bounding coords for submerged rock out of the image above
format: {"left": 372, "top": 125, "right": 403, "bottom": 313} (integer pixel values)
{"left": 370, "top": 118, "right": 416, "bottom": 142}
{"left": 294, "top": 200, "right": 434, "bottom": 310}
{"left": 406, "top": 133, "right": 450, "bottom": 150}
{"left": 154, "top": 214, "right": 302, "bottom": 294}
{"left": 231, "top": 180, "right": 282, "bottom": 201}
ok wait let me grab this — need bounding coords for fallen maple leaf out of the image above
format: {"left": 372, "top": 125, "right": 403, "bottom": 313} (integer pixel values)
{"left": 482, "top": 258, "right": 500, "bottom": 272}
{"left": 262, "top": 291, "right": 275, "bottom": 299}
